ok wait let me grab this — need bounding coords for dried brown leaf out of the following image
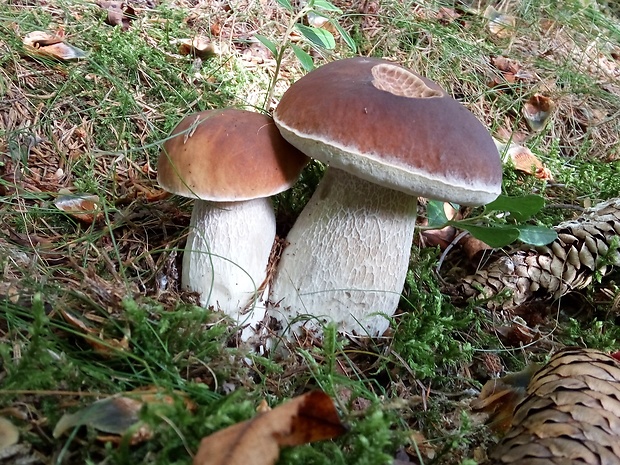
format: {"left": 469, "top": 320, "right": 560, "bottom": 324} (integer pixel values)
{"left": 471, "top": 364, "right": 540, "bottom": 434}
{"left": 97, "top": 1, "right": 136, "bottom": 30}
{"left": 54, "top": 390, "right": 192, "bottom": 445}
{"left": 53, "top": 397, "right": 143, "bottom": 439}
{"left": 495, "top": 319, "right": 541, "bottom": 346}
{"left": 495, "top": 125, "right": 528, "bottom": 145}
{"left": 461, "top": 234, "right": 493, "bottom": 261}
{"left": 419, "top": 226, "right": 457, "bottom": 249}
{"left": 0, "top": 417, "right": 19, "bottom": 450}
{"left": 54, "top": 193, "right": 102, "bottom": 224}
{"left": 484, "top": 6, "right": 516, "bottom": 39}
{"left": 523, "top": 94, "right": 556, "bottom": 131}
{"left": 436, "top": 7, "right": 461, "bottom": 25}
{"left": 22, "top": 31, "right": 87, "bottom": 61}
{"left": 58, "top": 308, "right": 130, "bottom": 355}
{"left": 489, "top": 56, "right": 531, "bottom": 86}
{"left": 177, "top": 37, "right": 219, "bottom": 59}
{"left": 505, "top": 144, "right": 553, "bottom": 180}
{"left": 307, "top": 11, "right": 330, "bottom": 29}
{"left": 193, "top": 391, "right": 346, "bottom": 465}
{"left": 418, "top": 202, "right": 459, "bottom": 249}
{"left": 407, "top": 430, "right": 436, "bottom": 460}
{"left": 491, "top": 56, "right": 521, "bottom": 75}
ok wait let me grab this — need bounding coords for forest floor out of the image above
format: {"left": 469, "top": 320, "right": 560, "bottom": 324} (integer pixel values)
{"left": 1, "top": 0, "right": 620, "bottom": 464}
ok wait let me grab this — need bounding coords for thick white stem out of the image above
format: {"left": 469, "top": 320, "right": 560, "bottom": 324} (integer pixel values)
{"left": 269, "top": 168, "right": 418, "bottom": 336}
{"left": 182, "top": 198, "right": 275, "bottom": 326}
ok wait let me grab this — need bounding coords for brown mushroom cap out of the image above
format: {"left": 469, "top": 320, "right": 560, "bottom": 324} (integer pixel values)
{"left": 274, "top": 57, "right": 502, "bottom": 206}
{"left": 158, "top": 109, "right": 309, "bottom": 201}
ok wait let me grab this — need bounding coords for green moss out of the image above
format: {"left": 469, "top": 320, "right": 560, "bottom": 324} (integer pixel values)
{"left": 393, "top": 249, "right": 478, "bottom": 380}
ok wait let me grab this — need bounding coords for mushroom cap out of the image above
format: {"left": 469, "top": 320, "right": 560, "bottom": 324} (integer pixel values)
{"left": 274, "top": 57, "right": 502, "bottom": 206}
{"left": 158, "top": 109, "right": 309, "bottom": 201}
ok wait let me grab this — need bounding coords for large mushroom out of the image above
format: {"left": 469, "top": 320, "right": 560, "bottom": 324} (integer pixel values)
{"left": 158, "top": 109, "right": 308, "bottom": 324}
{"left": 269, "top": 57, "right": 502, "bottom": 336}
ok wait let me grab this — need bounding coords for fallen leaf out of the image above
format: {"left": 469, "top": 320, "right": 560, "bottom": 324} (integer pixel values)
{"left": 23, "top": 31, "right": 87, "bottom": 61}
{"left": 484, "top": 6, "right": 516, "bottom": 39}
{"left": 488, "top": 56, "right": 535, "bottom": 86}
{"left": 53, "top": 390, "right": 191, "bottom": 445}
{"left": 419, "top": 225, "right": 457, "bottom": 249}
{"left": 461, "top": 234, "right": 493, "bottom": 261}
{"left": 494, "top": 318, "right": 541, "bottom": 346}
{"left": 436, "top": 7, "right": 460, "bottom": 25}
{"left": 573, "top": 106, "right": 605, "bottom": 127}
{"left": 494, "top": 125, "right": 528, "bottom": 146}
{"left": 539, "top": 18, "right": 556, "bottom": 33}
{"left": 5, "top": 227, "right": 66, "bottom": 265}
{"left": 471, "top": 363, "right": 539, "bottom": 433}
{"left": 419, "top": 203, "right": 459, "bottom": 250}
{"left": 523, "top": 93, "right": 555, "bottom": 131}
{"left": 54, "top": 193, "right": 102, "bottom": 224}
{"left": 53, "top": 397, "right": 143, "bottom": 438}
{"left": 407, "top": 430, "right": 436, "bottom": 460}
{"left": 307, "top": 11, "right": 329, "bottom": 29}
{"left": 57, "top": 308, "right": 130, "bottom": 356}
{"left": 97, "top": 1, "right": 136, "bottom": 31}
{"left": 210, "top": 21, "right": 222, "bottom": 36}
{"left": 504, "top": 144, "right": 553, "bottom": 180}
{"left": 242, "top": 42, "right": 273, "bottom": 65}
{"left": 0, "top": 417, "right": 19, "bottom": 450}
{"left": 193, "top": 391, "right": 346, "bottom": 465}
{"left": 177, "top": 37, "right": 220, "bottom": 59}
{"left": 490, "top": 56, "right": 520, "bottom": 83}
{"left": 130, "top": 387, "right": 197, "bottom": 412}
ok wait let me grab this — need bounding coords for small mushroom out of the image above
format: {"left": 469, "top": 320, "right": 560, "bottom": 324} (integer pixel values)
{"left": 270, "top": 57, "right": 502, "bottom": 336}
{"left": 157, "top": 109, "right": 308, "bottom": 325}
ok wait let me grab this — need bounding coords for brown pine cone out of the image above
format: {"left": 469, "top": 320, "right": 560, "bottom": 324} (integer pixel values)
{"left": 460, "top": 199, "right": 620, "bottom": 310}
{"left": 490, "top": 347, "right": 620, "bottom": 465}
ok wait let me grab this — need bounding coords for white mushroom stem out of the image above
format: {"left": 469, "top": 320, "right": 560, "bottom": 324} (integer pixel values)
{"left": 269, "top": 168, "right": 418, "bottom": 336}
{"left": 183, "top": 198, "right": 274, "bottom": 325}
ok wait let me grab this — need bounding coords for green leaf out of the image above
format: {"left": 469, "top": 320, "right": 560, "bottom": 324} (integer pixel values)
{"left": 291, "top": 44, "right": 314, "bottom": 71}
{"left": 455, "top": 223, "right": 521, "bottom": 248}
{"left": 276, "top": 0, "right": 293, "bottom": 11}
{"left": 254, "top": 34, "right": 278, "bottom": 57}
{"left": 426, "top": 200, "right": 449, "bottom": 228}
{"left": 295, "top": 24, "right": 336, "bottom": 49}
{"left": 516, "top": 225, "right": 558, "bottom": 246}
{"left": 332, "top": 20, "right": 357, "bottom": 52}
{"left": 485, "top": 194, "right": 545, "bottom": 222}
{"left": 311, "top": 0, "right": 342, "bottom": 12}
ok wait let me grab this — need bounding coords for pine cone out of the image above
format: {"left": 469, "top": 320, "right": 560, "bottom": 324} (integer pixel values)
{"left": 460, "top": 199, "right": 620, "bottom": 310}
{"left": 490, "top": 347, "right": 620, "bottom": 465}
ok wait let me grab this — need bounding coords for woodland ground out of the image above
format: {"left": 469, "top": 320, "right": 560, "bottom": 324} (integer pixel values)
{"left": 1, "top": 0, "right": 620, "bottom": 464}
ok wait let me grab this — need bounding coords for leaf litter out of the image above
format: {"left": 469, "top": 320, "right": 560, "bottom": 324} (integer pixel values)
{"left": 193, "top": 391, "right": 346, "bottom": 465}
{"left": 22, "top": 31, "right": 87, "bottom": 62}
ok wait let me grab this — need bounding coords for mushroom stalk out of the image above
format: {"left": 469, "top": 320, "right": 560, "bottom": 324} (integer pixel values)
{"left": 183, "top": 197, "right": 274, "bottom": 323}
{"left": 269, "top": 168, "right": 418, "bottom": 336}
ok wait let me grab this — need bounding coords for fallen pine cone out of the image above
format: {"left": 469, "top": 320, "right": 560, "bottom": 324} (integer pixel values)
{"left": 489, "top": 347, "right": 620, "bottom": 465}
{"left": 460, "top": 198, "right": 620, "bottom": 310}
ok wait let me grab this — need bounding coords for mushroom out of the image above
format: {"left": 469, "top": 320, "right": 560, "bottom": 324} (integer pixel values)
{"left": 157, "top": 109, "right": 308, "bottom": 324}
{"left": 269, "top": 57, "right": 502, "bottom": 336}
